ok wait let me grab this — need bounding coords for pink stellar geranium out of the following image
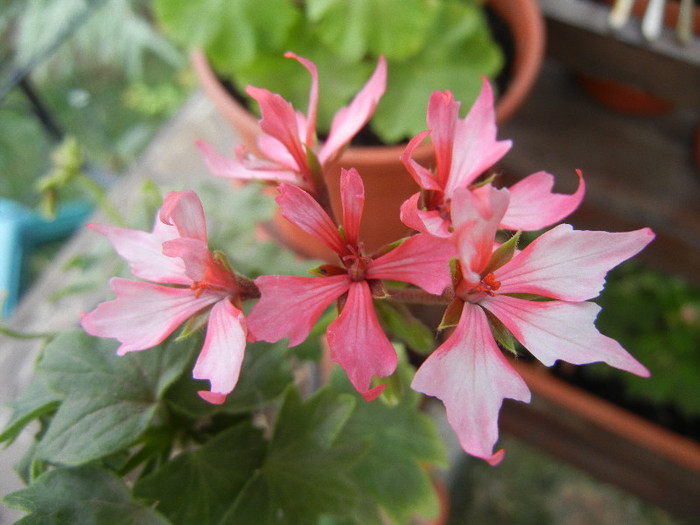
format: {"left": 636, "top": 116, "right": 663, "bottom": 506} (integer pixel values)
{"left": 400, "top": 79, "right": 586, "bottom": 237}
{"left": 196, "top": 52, "right": 387, "bottom": 195}
{"left": 411, "top": 183, "right": 655, "bottom": 465}
{"left": 81, "top": 190, "right": 251, "bottom": 404}
{"left": 246, "top": 167, "right": 454, "bottom": 401}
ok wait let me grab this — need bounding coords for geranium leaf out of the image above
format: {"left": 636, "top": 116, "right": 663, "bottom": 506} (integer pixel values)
{"left": 34, "top": 329, "right": 194, "bottom": 465}
{"left": 134, "top": 421, "right": 266, "bottom": 525}
{"left": 0, "top": 372, "right": 60, "bottom": 446}
{"left": 260, "top": 386, "right": 368, "bottom": 524}
{"left": 307, "top": 0, "right": 440, "bottom": 61}
{"left": 331, "top": 364, "right": 448, "bottom": 524}
{"left": 164, "top": 340, "right": 293, "bottom": 418}
{"left": 3, "top": 465, "right": 170, "bottom": 525}
{"left": 371, "top": 0, "right": 503, "bottom": 143}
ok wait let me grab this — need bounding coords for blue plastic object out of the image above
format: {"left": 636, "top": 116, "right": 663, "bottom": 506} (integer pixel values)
{"left": 0, "top": 198, "right": 92, "bottom": 317}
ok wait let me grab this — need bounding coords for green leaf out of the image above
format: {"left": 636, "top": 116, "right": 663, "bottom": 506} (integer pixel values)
{"left": 0, "top": 373, "right": 60, "bottom": 446}
{"left": 307, "top": 0, "right": 440, "bottom": 61}
{"left": 155, "top": 0, "right": 301, "bottom": 74}
{"left": 262, "top": 386, "right": 368, "bottom": 524}
{"left": 3, "top": 465, "right": 170, "bottom": 525}
{"left": 134, "top": 421, "right": 266, "bottom": 525}
{"left": 374, "top": 301, "right": 436, "bottom": 355}
{"left": 331, "top": 365, "right": 448, "bottom": 524}
{"left": 34, "top": 330, "right": 194, "bottom": 465}
{"left": 371, "top": 0, "right": 503, "bottom": 143}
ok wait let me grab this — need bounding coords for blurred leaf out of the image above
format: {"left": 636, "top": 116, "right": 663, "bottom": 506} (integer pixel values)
{"left": 371, "top": 0, "right": 503, "bottom": 142}
{"left": 3, "top": 465, "right": 170, "bottom": 525}
{"left": 306, "top": 0, "right": 440, "bottom": 61}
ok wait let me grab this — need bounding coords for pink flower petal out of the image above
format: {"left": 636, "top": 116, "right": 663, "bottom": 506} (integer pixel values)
{"left": 496, "top": 224, "right": 655, "bottom": 301}
{"left": 193, "top": 299, "right": 248, "bottom": 398}
{"left": 247, "top": 274, "right": 350, "bottom": 346}
{"left": 88, "top": 221, "right": 188, "bottom": 285}
{"left": 481, "top": 295, "right": 650, "bottom": 377}
{"left": 412, "top": 302, "right": 531, "bottom": 464}
{"left": 195, "top": 140, "right": 299, "bottom": 184}
{"left": 162, "top": 237, "right": 211, "bottom": 283}
{"left": 246, "top": 85, "right": 308, "bottom": 177}
{"left": 81, "top": 278, "right": 220, "bottom": 355}
{"left": 340, "top": 168, "right": 365, "bottom": 247}
{"left": 400, "top": 131, "right": 443, "bottom": 191}
{"left": 326, "top": 281, "right": 397, "bottom": 401}
{"left": 284, "top": 52, "right": 319, "bottom": 148}
{"left": 452, "top": 185, "right": 510, "bottom": 281}
{"left": 276, "top": 183, "right": 347, "bottom": 256}
{"left": 197, "top": 391, "right": 227, "bottom": 405}
{"left": 367, "top": 234, "right": 454, "bottom": 295}
{"left": 445, "top": 78, "right": 512, "bottom": 196}
{"left": 319, "top": 55, "right": 388, "bottom": 164}
{"left": 500, "top": 170, "right": 585, "bottom": 231}
{"left": 426, "top": 90, "right": 460, "bottom": 189}
{"left": 159, "top": 191, "right": 207, "bottom": 242}
{"left": 400, "top": 192, "right": 452, "bottom": 237}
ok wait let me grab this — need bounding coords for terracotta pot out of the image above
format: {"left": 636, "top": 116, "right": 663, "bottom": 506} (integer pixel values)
{"left": 576, "top": 73, "right": 675, "bottom": 115}
{"left": 192, "top": 0, "right": 545, "bottom": 260}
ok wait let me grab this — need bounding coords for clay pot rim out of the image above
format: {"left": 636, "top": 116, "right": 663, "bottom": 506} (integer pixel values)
{"left": 191, "top": 0, "right": 545, "bottom": 164}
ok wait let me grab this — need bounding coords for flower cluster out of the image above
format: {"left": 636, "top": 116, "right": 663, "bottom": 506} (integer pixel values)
{"left": 82, "top": 53, "right": 654, "bottom": 464}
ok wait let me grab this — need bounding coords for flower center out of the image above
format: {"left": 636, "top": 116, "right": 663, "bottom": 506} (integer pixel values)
{"left": 437, "top": 198, "right": 452, "bottom": 222}
{"left": 342, "top": 244, "right": 372, "bottom": 282}
{"left": 474, "top": 273, "right": 501, "bottom": 296}
{"left": 190, "top": 281, "right": 219, "bottom": 298}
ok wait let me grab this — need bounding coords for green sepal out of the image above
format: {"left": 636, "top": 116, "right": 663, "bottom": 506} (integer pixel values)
{"left": 470, "top": 173, "right": 497, "bottom": 189}
{"left": 485, "top": 310, "right": 517, "bottom": 354}
{"left": 438, "top": 298, "right": 464, "bottom": 331}
{"left": 483, "top": 230, "right": 521, "bottom": 275}
{"left": 305, "top": 144, "right": 324, "bottom": 191}
{"left": 449, "top": 256, "right": 463, "bottom": 290}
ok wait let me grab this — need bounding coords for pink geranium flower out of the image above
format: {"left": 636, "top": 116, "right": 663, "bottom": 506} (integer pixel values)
{"left": 400, "top": 79, "right": 585, "bottom": 237}
{"left": 196, "top": 53, "right": 387, "bottom": 196}
{"left": 247, "top": 168, "right": 454, "bottom": 401}
{"left": 411, "top": 183, "right": 654, "bottom": 464}
{"left": 81, "top": 191, "right": 251, "bottom": 404}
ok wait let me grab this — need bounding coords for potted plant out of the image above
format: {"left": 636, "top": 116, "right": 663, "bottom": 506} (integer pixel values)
{"left": 0, "top": 46, "right": 657, "bottom": 523}
{"left": 155, "top": 0, "right": 545, "bottom": 254}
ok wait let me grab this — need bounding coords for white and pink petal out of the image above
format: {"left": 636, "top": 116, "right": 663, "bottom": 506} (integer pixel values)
{"left": 481, "top": 295, "right": 649, "bottom": 377}
{"left": 87, "top": 222, "right": 187, "bottom": 285}
{"left": 81, "top": 278, "right": 220, "bottom": 356}
{"left": 496, "top": 224, "right": 655, "bottom": 301}
{"left": 193, "top": 299, "right": 248, "bottom": 403}
{"left": 411, "top": 302, "right": 531, "bottom": 464}
{"left": 500, "top": 170, "right": 585, "bottom": 231}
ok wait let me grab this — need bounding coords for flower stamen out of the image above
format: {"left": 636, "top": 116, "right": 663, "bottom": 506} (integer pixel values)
{"left": 475, "top": 273, "right": 501, "bottom": 296}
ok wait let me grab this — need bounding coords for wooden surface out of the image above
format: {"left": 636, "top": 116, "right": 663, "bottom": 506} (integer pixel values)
{"left": 499, "top": 51, "right": 700, "bottom": 285}
{"left": 501, "top": 360, "right": 700, "bottom": 520}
